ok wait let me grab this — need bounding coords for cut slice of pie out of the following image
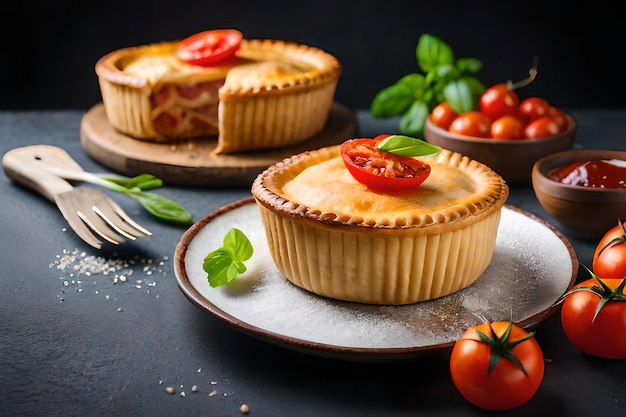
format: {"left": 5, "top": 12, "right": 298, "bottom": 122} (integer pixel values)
{"left": 95, "top": 36, "right": 341, "bottom": 154}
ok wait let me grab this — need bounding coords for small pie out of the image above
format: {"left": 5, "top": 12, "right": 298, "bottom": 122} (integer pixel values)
{"left": 95, "top": 33, "right": 341, "bottom": 154}
{"left": 251, "top": 145, "right": 509, "bottom": 305}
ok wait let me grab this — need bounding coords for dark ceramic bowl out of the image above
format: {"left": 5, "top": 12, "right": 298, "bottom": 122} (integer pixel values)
{"left": 532, "top": 148, "right": 626, "bottom": 239}
{"left": 423, "top": 115, "right": 577, "bottom": 184}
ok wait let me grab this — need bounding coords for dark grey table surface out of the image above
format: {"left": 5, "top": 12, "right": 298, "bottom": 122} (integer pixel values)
{"left": 1, "top": 109, "right": 625, "bottom": 417}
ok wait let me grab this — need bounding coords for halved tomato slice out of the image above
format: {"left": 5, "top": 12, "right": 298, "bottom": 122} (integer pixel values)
{"left": 176, "top": 29, "right": 243, "bottom": 66}
{"left": 340, "top": 138, "right": 431, "bottom": 193}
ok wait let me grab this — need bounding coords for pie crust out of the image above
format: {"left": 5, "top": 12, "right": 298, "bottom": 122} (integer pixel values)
{"left": 95, "top": 38, "right": 341, "bottom": 154}
{"left": 251, "top": 146, "right": 509, "bottom": 305}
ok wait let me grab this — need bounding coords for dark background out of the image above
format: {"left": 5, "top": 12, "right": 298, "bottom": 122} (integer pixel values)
{"left": 2, "top": 0, "right": 624, "bottom": 112}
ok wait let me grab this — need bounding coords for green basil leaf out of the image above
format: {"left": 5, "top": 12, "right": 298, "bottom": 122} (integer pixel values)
{"left": 371, "top": 82, "right": 419, "bottom": 118}
{"left": 127, "top": 190, "right": 194, "bottom": 226}
{"left": 416, "top": 34, "right": 454, "bottom": 72}
{"left": 103, "top": 174, "right": 163, "bottom": 190}
{"left": 456, "top": 57, "right": 483, "bottom": 74}
{"left": 443, "top": 79, "right": 475, "bottom": 113}
{"left": 463, "top": 76, "right": 487, "bottom": 98}
{"left": 202, "top": 228, "right": 254, "bottom": 288}
{"left": 396, "top": 73, "right": 427, "bottom": 89}
{"left": 203, "top": 248, "right": 237, "bottom": 287}
{"left": 223, "top": 228, "right": 254, "bottom": 262}
{"left": 399, "top": 100, "right": 430, "bottom": 137}
{"left": 434, "top": 63, "right": 461, "bottom": 82}
{"left": 378, "top": 135, "right": 441, "bottom": 157}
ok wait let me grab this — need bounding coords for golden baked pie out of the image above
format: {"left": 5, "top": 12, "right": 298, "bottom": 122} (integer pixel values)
{"left": 95, "top": 31, "right": 341, "bottom": 154}
{"left": 251, "top": 143, "right": 509, "bottom": 305}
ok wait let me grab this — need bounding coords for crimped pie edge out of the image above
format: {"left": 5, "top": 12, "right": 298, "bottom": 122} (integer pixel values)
{"left": 251, "top": 146, "right": 509, "bottom": 235}
{"left": 95, "top": 38, "right": 341, "bottom": 96}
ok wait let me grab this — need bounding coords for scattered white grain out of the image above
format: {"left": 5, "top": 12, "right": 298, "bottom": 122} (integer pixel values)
{"left": 50, "top": 249, "right": 170, "bottom": 300}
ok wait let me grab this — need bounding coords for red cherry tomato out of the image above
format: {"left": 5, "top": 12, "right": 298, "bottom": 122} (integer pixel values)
{"left": 450, "top": 321, "right": 545, "bottom": 411}
{"left": 340, "top": 138, "right": 431, "bottom": 193}
{"left": 449, "top": 111, "right": 491, "bottom": 138}
{"left": 479, "top": 84, "right": 520, "bottom": 120}
{"left": 489, "top": 115, "right": 524, "bottom": 140}
{"left": 547, "top": 106, "right": 569, "bottom": 132}
{"left": 523, "top": 116, "right": 561, "bottom": 139}
{"left": 561, "top": 275, "right": 626, "bottom": 359}
{"left": 176, "top": 29, "right": 243, "bottom": 66}
{"left": 593, "top": 221, "right": 626, "bottom": 278}
{"left": 429, "top": 102, "right": 458, "bottom": 130}
{"left": 518, "top": 97, "right": 550, "bottom": 123}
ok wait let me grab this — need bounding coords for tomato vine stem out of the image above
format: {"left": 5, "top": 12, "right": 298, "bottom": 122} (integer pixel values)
{"left": 561, "top": 266, "right": 626, "bottom": 322}
{"left": 507, "top": 56, "right": 539, "bottom": 91}
{"left": 598, "top": 219, "right": 626, "bottom": 256}
{"left": 474, "top": 321, "right": 535, "bottom": 375}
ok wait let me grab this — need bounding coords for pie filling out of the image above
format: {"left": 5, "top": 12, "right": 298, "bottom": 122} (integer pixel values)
{"left": 121, "top": 50, "right": 316, "bottom": 139}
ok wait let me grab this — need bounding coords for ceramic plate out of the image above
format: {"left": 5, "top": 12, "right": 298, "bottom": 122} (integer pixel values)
{"left": 174, "top": 198, "right": 578, "bottom": 362}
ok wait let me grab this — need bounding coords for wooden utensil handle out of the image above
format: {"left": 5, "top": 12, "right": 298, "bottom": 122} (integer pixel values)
{"left": 2, "top": 145, "right": 79, "bottom": 201}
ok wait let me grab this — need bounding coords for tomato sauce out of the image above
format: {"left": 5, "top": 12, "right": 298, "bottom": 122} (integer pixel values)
{"left": 548, "top": 159, "right": 626, "bottom": 188}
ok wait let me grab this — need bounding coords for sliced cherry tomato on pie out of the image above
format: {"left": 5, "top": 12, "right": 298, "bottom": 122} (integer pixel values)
{"left": 340, "top": 138, "right": 431, "bottom": 193}
{"left": 176, "top": 29, "right": 243, "bottom": 66}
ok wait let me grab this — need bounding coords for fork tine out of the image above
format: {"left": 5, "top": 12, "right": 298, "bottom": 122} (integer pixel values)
{"left": 92, "top": 193, "right": 152, "bottom": 238}
{"left": 74, "top": 188, "right": 151, "bottom": 245}
{"left": 55, "top": 188, "right": 152, "bottom": 249}
{"left": 60, "top": 212, "right": 105, "bottom": 248}
{"left": 77, "top": 209, "right": 127, "bottom": 245}
{"left": 54, "top": 191, "right": 108, "bottom": 249}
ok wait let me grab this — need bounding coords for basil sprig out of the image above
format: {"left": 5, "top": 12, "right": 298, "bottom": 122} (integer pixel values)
{"left": 371, "top": 33, "right": 485, "bottom": 137}
{"left": 83, "top": 173, "right": 194, "bottom": 226}
{"left": 377, "top": 135, "right": 441, "bottom": 157}
{"left": 203, "top": 228, "right": 254, "bottom": 287}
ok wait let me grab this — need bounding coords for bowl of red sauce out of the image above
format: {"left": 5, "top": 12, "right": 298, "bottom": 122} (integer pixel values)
{"left": 532, "top": 148, "right": 626, "bottom": 239}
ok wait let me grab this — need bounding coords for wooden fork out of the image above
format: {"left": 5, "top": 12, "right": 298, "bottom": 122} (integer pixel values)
{"left": 2, "top": 145, "right": 151, "bottom": 249}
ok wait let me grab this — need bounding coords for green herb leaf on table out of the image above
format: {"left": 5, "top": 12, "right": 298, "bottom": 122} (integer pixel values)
{"left": 377, "top": 135, "right": 441, "bottom": 157}
{"left": 102, "top": 173, "right": 163, "bottom": 191}
{"left": 124, "top": 190, "right": 194, "bottom": 226}
{"left": 79, "top": 172, "right": 194, "bottom": 226}
{"left": 203, "top": 228, "right": 254, "bottom": 288}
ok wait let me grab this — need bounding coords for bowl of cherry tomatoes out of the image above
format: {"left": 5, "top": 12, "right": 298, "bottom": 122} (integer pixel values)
{"left": 531, "top": 148, "right": 626, "bottom": 239}
{"left": 423, "top": 84, "right": 577, "bottom": 184}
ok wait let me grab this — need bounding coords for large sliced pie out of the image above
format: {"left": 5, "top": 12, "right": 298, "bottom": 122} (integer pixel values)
{"left": 95, "top": 35, "right": 341, "bottom": 154}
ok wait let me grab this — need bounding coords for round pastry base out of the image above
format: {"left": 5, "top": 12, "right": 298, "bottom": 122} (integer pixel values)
{"left": 79, "top": 102, "right": 358, "bottom": 188}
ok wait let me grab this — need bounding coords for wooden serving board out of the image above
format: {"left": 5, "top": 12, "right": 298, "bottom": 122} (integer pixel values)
{"left": 80, "top": 103, "right": 358, "bottom": 188}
